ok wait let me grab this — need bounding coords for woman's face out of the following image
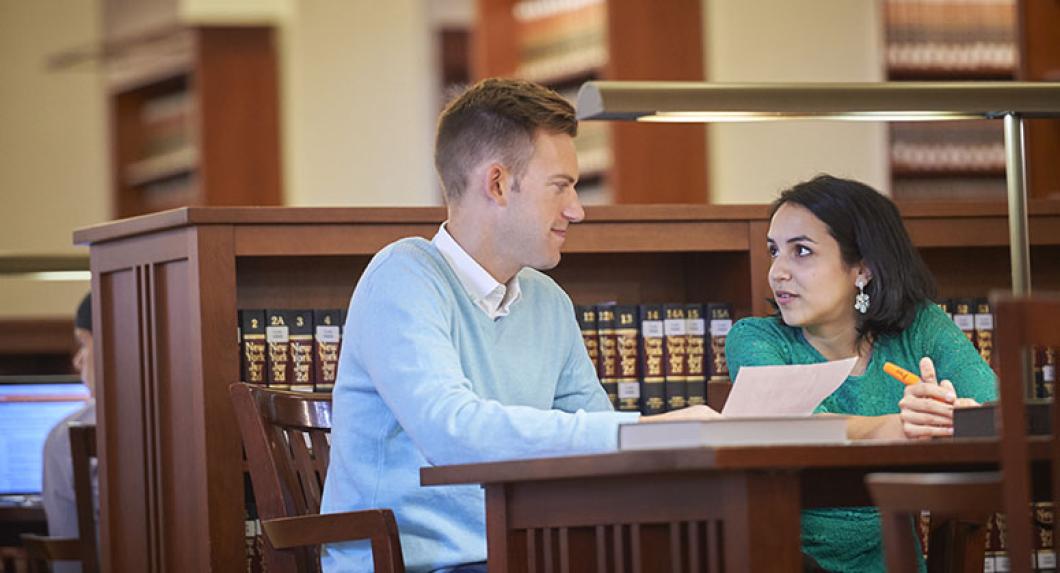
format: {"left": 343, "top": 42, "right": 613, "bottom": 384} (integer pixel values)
{"left": 767, "top": 203, "right": 864, "bottom": 331}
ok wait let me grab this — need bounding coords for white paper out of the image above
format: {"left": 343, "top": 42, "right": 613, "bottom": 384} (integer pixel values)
{"left": 722, "top": 357, "right": 857, "bottom": 417}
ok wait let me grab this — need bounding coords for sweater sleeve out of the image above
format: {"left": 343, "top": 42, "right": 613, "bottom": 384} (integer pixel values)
{"left": 915, "top": 304, "right": 998, "bottom": 403}
{"left": 350, "top": 250, "right": 637, "bottom": 466}
{"left": 725, "top": 317, "right": 792, "bottom": 382}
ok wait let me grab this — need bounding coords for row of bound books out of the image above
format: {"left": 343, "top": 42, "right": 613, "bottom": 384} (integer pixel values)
{"left": 238, "top": 309, "right": 345, "bottom": 392}
{"left": 914, "top": 504, "right": 1056, "bottom": 572}
{"left": 575, "top": 302, "right": 733, "bottom": 415}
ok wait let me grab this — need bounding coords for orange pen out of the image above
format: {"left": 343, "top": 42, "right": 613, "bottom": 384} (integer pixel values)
{"left": 883, "top": 361, "right": 921, "bottom": 386}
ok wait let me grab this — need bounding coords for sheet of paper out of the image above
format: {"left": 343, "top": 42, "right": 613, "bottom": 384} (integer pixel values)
{"left": 721, "top": 357, "right": 858, "bottom": 417}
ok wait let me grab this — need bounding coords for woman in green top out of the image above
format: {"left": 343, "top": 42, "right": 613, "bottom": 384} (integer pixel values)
{"left": 725, "top": 174, "right": 997, "bottom": 572}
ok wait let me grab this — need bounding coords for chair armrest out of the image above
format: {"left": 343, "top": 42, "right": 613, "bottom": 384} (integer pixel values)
{"left": 20, "top": 534, "right": 82, "bottom": 561}
{"left": 261, "top": 509, "right": 399, "bottom": 550}
{"left": 866, "top": 471, "right": 1002, "bottom": 514}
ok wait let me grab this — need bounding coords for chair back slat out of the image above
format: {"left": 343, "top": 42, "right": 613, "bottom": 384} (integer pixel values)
{"left": 70, "top": 423, "right": 99, "bottom": 573}
{"left": 230, "top": 384, "right": 336, "bottom": 572}
{"left": 992, "top": 292, "right": 1060, "bottom": 573}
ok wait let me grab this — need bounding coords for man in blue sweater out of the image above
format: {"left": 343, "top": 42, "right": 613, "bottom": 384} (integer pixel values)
{"left": 320, "top": 78, "right": 719, "bottom": 572}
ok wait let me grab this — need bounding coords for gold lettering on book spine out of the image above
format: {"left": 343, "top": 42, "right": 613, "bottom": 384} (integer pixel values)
{"left": 244, "top": 340, "right": 266, "bottom": 383}
{"left": 269, "top": 342, "right": 289, "bottom": 383}
{"left": 291, "top": 339, "right": 313, "bottom": 383}
{"left": 582, "top": 333, "right": 599, "bottom": 363}
{"left": 317, "top": 342, "right": 339, "bottom": 383}
{"left": 643, "top": 337, "right": 664, "bottom": 378}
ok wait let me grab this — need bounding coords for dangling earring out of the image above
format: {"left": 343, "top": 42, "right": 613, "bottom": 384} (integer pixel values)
{"left": 854, "top": 276, "right": 870, "bottom": 314}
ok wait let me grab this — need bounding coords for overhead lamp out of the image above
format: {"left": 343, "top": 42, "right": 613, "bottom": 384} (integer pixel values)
{"left": 576, "top": 81, "right": 1060, "bottom": 295}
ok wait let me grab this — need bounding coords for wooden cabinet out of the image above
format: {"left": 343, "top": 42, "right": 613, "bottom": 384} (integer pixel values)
{"left": 74, "top": 203, "right": 1060, "bottom": 571}
{"left": 473, "top": 0, "right": 708, "bottom": 204}
{"left": 105, "top": 26, "right": 282, "bottom": 218}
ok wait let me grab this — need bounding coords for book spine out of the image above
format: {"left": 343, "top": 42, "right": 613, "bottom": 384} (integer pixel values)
{"left": 974, "top": 298, "right": 995, "bottom": 370}
{"left": 313, "top": 309, "right": 343, "bottom": 392}
{"left": 1042, "top": 347, "right": 1057, "bottom": 400}
{"left": 595, "top": 304, "right": 619, "bottom": 408}
{"left": 707, "top": 302, "right": 734, "bottom": 380}
{"left": 1034, "top": 502, "right": 1055, "bottom": 571}
{"left": 663, "top": 304, "right": 688, "bottom": 411}
{"left": 985, "top": 512, "right": 997, "bottom": 573}
{"left": 952, "top": 299, "right": 976, "bottom": 345}
{"left": 638, "top": 304, "right": 667, "bottom": 416}
{"left": 575, "top": 305, "right": 600, "bottom": 376}
{"left": 265, "top": 309, "right": 293, "bottom": 390}
{"left": 937, "top": 298, "right": 953, "bottom": 320}
{"left": 289, "top": 310, "right": 315, "bottom": 392}
{"left": 685, "top": 303, "right": 707, "bottom": 407}
{"left": 614, "top": 305, "right": 641, "bottom": 412}
{"left": 239, "top": 310, "right": 267, "bottom": 385}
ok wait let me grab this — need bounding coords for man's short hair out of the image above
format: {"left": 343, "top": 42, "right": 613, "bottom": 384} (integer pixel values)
{"left": 434, "top": 78, "right": 577, "bottom": 204}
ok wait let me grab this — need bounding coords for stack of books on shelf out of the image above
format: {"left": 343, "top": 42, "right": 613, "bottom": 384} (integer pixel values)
{"left": 126, "top": 88, "right": 198, "bottom": 204}
{"left": 514, "top": 0, "right": 607, "bottom": 84}
{"left": 890, "top": 121, "right": 1006, "bottom": 176}
{"left": 575, "top": 302, "right": 733, "bottom": 415}
{"left": 238, "top": 309, "right": 345, "bottom": 392}
{"left": 884, "top": 0, "right": 1015, "bottom": 77}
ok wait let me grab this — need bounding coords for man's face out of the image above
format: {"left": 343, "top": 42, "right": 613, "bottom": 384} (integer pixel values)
{"left": 73, "top": 327, "right": 94, "bottom": 396}
{"left": 499, "top": 130, "right": 584, "bottom": 272}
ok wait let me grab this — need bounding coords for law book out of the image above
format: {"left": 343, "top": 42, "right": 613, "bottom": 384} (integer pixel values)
{"left": 1033, "top": 502, "right": 1055, "bottom": 571}
{"left": 575, "top": 305, "right": 600, "bottom": 374}
{"left": 288, "top": 309, "right": 315, "bottom": 392}
{"left": 618, "top": 416, "right": 847, "bottom": 451}
{"left": 265, "top": 309, "right": 293, "bottom": 390}
{"left": 952, "top": 299, "right": 976, "bottom": 345}
{"left": 239, "top": 310, "right": 266, "bottom": 385}
{"left": 313, "top": 309, "right": 343, "bottom": 392}
{"left": 662, "top": 304, "right": 688, "bottom": 411}
{"left": 684, "top": 303, "right": 707, "bottom": 407}
{"left": 614, "top": 305, "right": 641, "bottom": 412}
{"left": 1041, "top": 347, "right": 1057, "bottom": 400}
{"left": 637, "top": 304, "right": 667, "bottom": 416}
{"left": 706, "top": 302, "right": 734, "bottom": 380}
{"left": 936, "top": 298, "right": 953, "bottom": 320}
{"left": 973, "top": 298, "right": 995, "bottom": 369}
{"left": 595, "top": 304, "right": 619, "bottom": 408}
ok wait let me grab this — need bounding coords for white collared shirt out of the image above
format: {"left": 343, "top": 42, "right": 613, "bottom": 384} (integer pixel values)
{"left": 432, "top": 223, "right": 522, "bottom": 319}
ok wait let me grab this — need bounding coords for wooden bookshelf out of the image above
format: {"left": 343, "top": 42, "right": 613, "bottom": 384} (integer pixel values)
{"left": 105, "top": 26, "right": 282, "bottom": 218}
{"left": 884, "top": 0, "right": 1060, "bottom": 201}
{"left": 473, "top": 0, "right": 707, "bottom": 204}
{"left": 74, "top": 203, "right": 1060, "bottom": 571}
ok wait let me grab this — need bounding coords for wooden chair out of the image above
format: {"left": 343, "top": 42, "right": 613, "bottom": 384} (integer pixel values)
{"left": 228, "top": 383, "right": 405, "bottom": 573}
{"left": 21, "top": 423, "right": 98, "bottom": 573}
{"left": 867, "top": 292, "right": 1060, "bottom": 573}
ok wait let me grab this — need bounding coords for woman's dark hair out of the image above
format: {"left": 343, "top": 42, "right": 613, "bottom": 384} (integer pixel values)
{"left": 769, "top": 174, "right": 937, "bottom": 344}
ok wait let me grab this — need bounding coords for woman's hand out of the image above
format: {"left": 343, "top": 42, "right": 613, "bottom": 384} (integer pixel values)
{"left": 897, "top": 357, "right": 960, "bottom": 439}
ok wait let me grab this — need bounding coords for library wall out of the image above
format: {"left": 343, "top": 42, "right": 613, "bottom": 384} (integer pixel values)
{"left": 704, "top": 0, "right": 890, "bottom": 203}
{"left": 0, "top": 1, "right": 106, "bottom": 317}
{"left": 279, "top": 0, "right": 442, "bottom": 207}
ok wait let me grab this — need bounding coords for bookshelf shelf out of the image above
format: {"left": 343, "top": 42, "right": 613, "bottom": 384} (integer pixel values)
{"left": 75, "top": 202, "right": 1060, "bottom": 571}
{"left": 475, "top": 0, "right": 707, "bottom": 204}
{"left": 123, "top": 145, "right": 198, "bottom": 187}
{"left": 106, "top": 26, "right": 281, "bottom": 219}
{"left": 884, "top": 0, "right": 1060, "bottom": 200}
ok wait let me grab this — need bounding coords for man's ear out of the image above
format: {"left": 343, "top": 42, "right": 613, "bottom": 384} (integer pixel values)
{"left": 484, "top": 162, "right": 509, "bottom": 207}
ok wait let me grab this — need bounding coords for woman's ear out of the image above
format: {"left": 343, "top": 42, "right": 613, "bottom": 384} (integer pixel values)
{"left": 855, "top": 262, "right": 873, "bottom": 285}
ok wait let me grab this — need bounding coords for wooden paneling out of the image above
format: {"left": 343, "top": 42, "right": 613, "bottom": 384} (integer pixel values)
{"left": 196, "top": 27, "right": 282, "bottom": 208}
{"left": 1018, "top": 0, "right": 1060, "bottom": 199}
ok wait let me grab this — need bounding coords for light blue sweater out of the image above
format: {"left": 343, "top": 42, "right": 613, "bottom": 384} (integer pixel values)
{"left": 320, "top": 238, "right": 639, "bottom": 572}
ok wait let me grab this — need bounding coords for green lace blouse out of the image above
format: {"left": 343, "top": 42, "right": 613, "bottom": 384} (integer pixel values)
{"left": 725, "top": 302, "right": 998, "bottom": 572}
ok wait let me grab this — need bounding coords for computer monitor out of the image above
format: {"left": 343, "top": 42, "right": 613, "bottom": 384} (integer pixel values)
{"left": 0, "top": 376, "right": 90, "bottom": 496}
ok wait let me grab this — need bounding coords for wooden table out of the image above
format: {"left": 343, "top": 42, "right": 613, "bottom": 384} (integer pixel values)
{"left": 421, "top": 438, "right": 1031, "bottom": 572}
